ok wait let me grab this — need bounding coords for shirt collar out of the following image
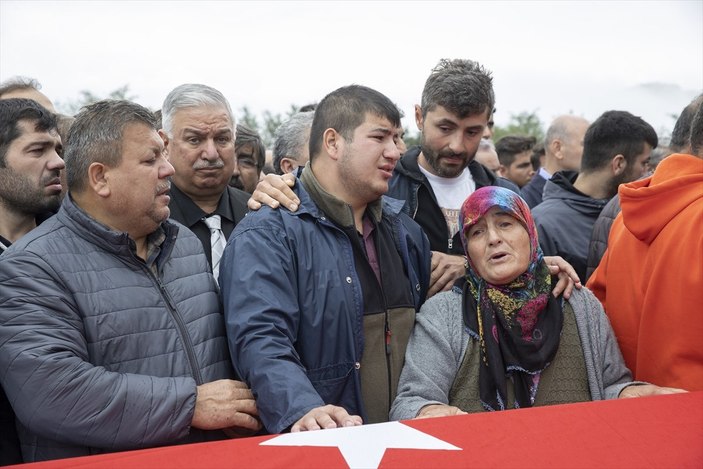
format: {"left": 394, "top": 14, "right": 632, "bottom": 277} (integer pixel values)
{"left": 170, "top": 183, "right": 233, "bottom": 225}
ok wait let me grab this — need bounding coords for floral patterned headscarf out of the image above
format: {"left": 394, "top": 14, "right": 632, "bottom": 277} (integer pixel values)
{"left": 460, "top": 186, "right": 562, "bottom": 411}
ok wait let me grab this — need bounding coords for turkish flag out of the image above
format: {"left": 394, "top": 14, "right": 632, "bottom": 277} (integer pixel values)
{"left": 18, "top": 392, "right": 703, "bottom": 468}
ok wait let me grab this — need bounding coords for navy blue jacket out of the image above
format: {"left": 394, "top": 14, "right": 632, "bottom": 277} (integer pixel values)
{"left": 221, "top": 183, "right": 430, "bottom": 434}
{"left": 521, "top": 172, "right": 548, "bottom": 208}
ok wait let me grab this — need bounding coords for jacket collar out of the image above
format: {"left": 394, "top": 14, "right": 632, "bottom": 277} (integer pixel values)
{"left": 59, "top": 193, "right": 178, "bottom": 261}
{"left": 299, "top": 163, "right": 383, "bottom": 229}
{"left": 168, "top": 183, "right": 233, "bottom": 227}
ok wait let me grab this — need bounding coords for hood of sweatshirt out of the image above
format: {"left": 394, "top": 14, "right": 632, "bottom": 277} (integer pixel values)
{"left": 619, "top": 153, "right": 703, "bottom": 245}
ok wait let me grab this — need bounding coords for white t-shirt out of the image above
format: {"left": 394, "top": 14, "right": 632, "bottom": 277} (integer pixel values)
{"left": 418, "top": 165, "right": 476, "bottom": 237}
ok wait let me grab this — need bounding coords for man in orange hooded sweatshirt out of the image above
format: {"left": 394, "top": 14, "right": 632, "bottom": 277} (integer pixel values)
{"left": 588, "top": 99, "right": 703, "bottom": 391}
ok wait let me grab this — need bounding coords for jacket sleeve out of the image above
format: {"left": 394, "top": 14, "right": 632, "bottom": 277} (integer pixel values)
{"left": 390, "top": 292, "right": 465, "bottom": 420}
{"left": 570, "top": 288, "right": 634, "bottom": 400}
{"left": 0, "top": 251, "right": 197, "bottom": 450}
{"left": 585, "top": 196, "right": 621, "bottom": 283}
{"left": 221, "top": 216, "right": 325, "bottom": 434}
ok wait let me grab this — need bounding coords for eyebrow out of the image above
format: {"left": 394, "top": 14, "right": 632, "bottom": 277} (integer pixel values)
{"left": 22, "top": 138, "right": 60, "bottom": 151}
{"left": 373, "top": 127, "right": 393, "bottom": 134}
{"left": 435, "top": 118, "right": 458, "bottom": 127}
{"left": 182, "top": 127, "right": 233, "bottom": 136}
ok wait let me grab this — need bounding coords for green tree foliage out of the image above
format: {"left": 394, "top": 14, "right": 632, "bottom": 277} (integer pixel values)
{"left": 492, "top": 111, "right": 545, "bottom": 142}
{"left": 56, "top": 85, "right": 136, "bottom": 116}
{"left": 403, "top": 127, "right": 421, "bottom": 148}
{"left": 237, "top": 104, "right": 300, "bottom": 148}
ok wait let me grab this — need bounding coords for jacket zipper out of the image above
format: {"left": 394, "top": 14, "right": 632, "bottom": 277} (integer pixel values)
{"left": 142, "top": 263, "right": 204, "bottom": 385}
{"left": 376, "top": 232, "right": 393, "bottom": 413}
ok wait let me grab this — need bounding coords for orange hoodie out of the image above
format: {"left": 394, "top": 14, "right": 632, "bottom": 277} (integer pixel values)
{"left": 588, "top": 154, "right": 703, "bottom": 390}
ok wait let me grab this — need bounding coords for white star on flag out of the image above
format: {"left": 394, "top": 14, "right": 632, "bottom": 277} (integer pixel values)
{"left": 260, "top": 420, "right": 462, "bottom": 468}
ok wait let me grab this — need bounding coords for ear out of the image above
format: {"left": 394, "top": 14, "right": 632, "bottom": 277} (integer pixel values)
{"left": 158, "top": 130, "right": 170, "bottom": 154}
{"left": 414, "top": 105, "right": 424, "bottom": 131}
{"left": 322, "top": 128, "right": 342, "bottom": 160}
{"left": 552, "top": 139, "right": 563, "bottom": 160}
{"left": 87, "top": 162, "right": 111, "bottom": 198}
{"left": 611, "top": 154, "right": 626, "bottom": 175}
{"left": 280, "top": 157, "right": 298, "bottom": 174}
{"left": 497, "top": 165, "right": 507, "bottom": 177}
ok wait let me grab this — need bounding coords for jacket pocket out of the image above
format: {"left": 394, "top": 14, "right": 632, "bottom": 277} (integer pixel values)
{"left": 306, "top": 362, "right": 355, "bottom": 406}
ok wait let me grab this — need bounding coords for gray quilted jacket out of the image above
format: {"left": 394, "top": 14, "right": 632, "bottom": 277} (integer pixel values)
{"left": 0, "top": 195, "right": 233, "bottom": 462}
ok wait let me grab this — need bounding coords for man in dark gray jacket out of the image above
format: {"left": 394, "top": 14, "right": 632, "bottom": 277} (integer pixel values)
{"left": 0, "top": 100, "right": 260, "bottom": 462}
{"left": 532, "top": 111, "right": 657, "bottom": 283}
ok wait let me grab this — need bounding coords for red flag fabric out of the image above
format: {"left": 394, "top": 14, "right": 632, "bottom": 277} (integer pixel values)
{"left": 16, "top": 392, "right": 703, "bottom": 469}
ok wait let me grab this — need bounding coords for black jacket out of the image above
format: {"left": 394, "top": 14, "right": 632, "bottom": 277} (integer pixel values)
{"left": 168, "top": 185, "right": 249, "bottom": 268}
{"left": 522, "top": 173, "right": 547, "bottom": 208}
{"left": 531, "top": 171, "right": 610, "bottom": 283}
{"left": 585, "top": 194, "right": 622, "bottom": 283}
{"left": 387, "top": 146, "right": 520, "bottom": 255}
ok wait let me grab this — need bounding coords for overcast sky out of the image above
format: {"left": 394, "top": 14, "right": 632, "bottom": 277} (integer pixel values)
{"left": 1, "top": 0, "right": 701, "bottom": 137}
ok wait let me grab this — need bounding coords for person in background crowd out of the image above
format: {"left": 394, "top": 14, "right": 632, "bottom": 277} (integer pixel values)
{"left": 474, "top": 137, "right": 501, "bottom": 174}
{"left": 231, "top": 123, "right": 266, "bottom": 194}
{"left": 0, "top": 76, "right": 56, "bottom": 113}
{"left": 0, "top": 98, "right": 63, "bottom": 465}
{"left": 588, "top": 101, "right": 703, "bottom": 391}
{"left": 0, "top": 100, "right": 260, "bottom": 462}
{"left": 521, "top": 115, "right": 589, "bottom": 208}
{"left": 0, "top": 99, "right": 63, "bottom": 253}
{"left": 495, "top": 135, "right": 536, "bottom": 188}
{"left": 530, "top": 141, "right": 545, "bottom": 172}
{"left": 160, "top": 84, "right": 249, "bottom": 281}
{"left": 273, "top": 111, "right": 314, "bottom": 175}
{"left": 532, "top": 111, "right": 657, "bottom": 283}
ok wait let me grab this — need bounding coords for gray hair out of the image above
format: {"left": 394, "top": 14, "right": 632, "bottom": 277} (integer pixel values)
{"left": 273, "top": 111, "right": 314, "bottom": 174}
{"left": 544, "top": 115, "right": 589, "bottom": 151}
{"left": 0, "top": 76, "right": 42, "bottom": 98}
{"left": 161, "top": 83, "right": 234, "bottom": 138}
{"left": 65, "top": 100, "right": 157, "bottom": 193}
{"left": 421, "top": 59, "right": 494, "bottom": 119}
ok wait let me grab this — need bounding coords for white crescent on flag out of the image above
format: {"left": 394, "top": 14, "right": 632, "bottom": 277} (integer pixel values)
{"left": 260, "top": 420, "right": 462, "bottom": 469}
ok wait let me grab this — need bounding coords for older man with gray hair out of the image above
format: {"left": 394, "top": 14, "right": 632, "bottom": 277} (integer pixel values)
{"left": 521, "top": 115, "right": 590, "bottom": 208}
{"left": 160, "top": 84, "right": 249, "bottom": 281}
{"left": 273, "top": 110, "right": 314, "bottom": 175}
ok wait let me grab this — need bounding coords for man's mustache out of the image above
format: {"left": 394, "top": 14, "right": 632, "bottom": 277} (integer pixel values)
{"left": 193, "top": 161, "right": 224, "bottom": 170}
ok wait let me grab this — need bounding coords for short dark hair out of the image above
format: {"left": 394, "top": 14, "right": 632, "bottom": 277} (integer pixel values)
{"left": 65, "top": 100, "right": 157, "bottom": 193}
{"left": 0, "top": 98, "right": 57, "bottom": 167}
{"left": 531, "top": 141, "right": 545, "bottom": 171}
{"left": 421, "top": 59, "right": 494, "bottom": 119}
{"left": 309, "top": 85, "right": 401, "bottom": 160}
{"left": 298, "top": 103, "right": 317, "bottom": 112}
{"left": 495, "top": 135, "right": 536, "bottom": 167}
{"left": 581, "top": 111, "right": 658, "bottom": 172}
{"left": 235, "top": 123, "right": 266, "bottom": 171}
{"left": 690, "top": 103, "right": 703, "bottom": 156}
{"left": 670, "top": 95, "right": 703, "bottom": 152}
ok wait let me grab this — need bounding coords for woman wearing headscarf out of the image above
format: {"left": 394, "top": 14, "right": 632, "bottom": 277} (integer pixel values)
{"left": 391, "top": 187, "right": 683, "bottom": 420}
